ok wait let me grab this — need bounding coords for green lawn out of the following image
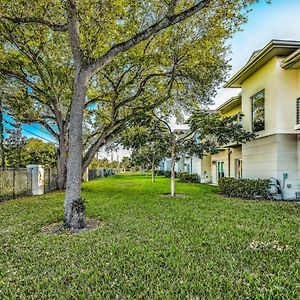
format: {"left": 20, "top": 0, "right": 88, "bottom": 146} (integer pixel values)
{"left": 1, "top": 174, "right": 300, "bottom": 299}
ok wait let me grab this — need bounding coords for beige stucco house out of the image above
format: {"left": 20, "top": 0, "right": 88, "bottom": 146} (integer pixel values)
{"left": 161, "top": 40, "right": 300, "bottom": 199}
{"left": 208, "top": 96, "right": 243, "bottom": 184}
{"left": 212, "top": 39, "right": 300, "bottom": 199}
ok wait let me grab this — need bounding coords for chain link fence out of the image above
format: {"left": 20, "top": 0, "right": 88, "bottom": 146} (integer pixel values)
{"left": 44, "top": 168, "right": 59, "bottom": 193}
{"left": 1, "top": 167, "right": 121, "bottom": 202}
{"left": 0, "top": 167, "right": 58, "bottom": 202}
{"left": 88, "top": 168, "right": 120, "bottom": 181}
{"left": 0, "top": 168, "right": 30, "bottom": 201}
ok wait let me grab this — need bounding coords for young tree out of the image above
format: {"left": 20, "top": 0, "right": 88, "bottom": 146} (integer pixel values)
{"left": 120, "top": 157, "right": 132, "bottom": 172}
{"left": 0, "top": 0, "right": 258, "bottom": 228}
{"left": 120, "top": 121, "right": 170, "bottom": 183}
{"left": 153, "top": 112, "right": 255, "bottom": 197}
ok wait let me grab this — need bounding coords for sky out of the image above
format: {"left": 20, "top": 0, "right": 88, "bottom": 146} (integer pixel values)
{"left": 3, "top": 0, "right": 300, "bottom": 160}
{"left": 213, "top": 0, "right": 300, "bottom": 107}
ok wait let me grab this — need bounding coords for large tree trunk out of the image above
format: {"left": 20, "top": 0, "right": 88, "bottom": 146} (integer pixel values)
{"left": 57, "top": 134, "right": 67, "bottom": 190}
{"left": 64, "top": 69, "right": 90, "bottom": 229}
{"left": 170, "top": 143, "right": 176, "bottom": 197}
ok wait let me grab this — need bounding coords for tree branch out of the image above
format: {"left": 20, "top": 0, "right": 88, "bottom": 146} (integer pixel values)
{"left": 87, "top": 0, "right": 211, "bottom": 74}
{"left": 0, "top": 14, "right": 68, "bottom": 31}
{"left": 66, "top": 0, "right": 82, "bottom": 68}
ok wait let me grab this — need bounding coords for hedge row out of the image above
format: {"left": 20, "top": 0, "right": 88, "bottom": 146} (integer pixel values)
{"left": 157, "top": 171, "right": 199, "bottom": 183}
{"left": 157, "top": 170, "right": 177, "bottom": 178}
{"left": 178, "top": 172, "right": 199, "bottom": 183}
{"left": 218, "top": 177, "right": 272, "bottom": 200}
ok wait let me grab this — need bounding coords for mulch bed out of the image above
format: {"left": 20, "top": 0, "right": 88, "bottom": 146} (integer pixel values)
{"left": 41, "top": 219, "right": 105, "bottom": 235}
{"left": 160, "top": 193, "right": 189, "bottom": 198}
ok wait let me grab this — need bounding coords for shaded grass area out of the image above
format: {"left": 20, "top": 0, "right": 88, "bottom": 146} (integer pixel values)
{"left": 1, "top": 174, "right": 300, "bottom": 299}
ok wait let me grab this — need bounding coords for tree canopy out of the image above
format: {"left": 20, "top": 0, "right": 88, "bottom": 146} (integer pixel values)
{"left": 0, "top": 0, "right": 259, "bottom": 228}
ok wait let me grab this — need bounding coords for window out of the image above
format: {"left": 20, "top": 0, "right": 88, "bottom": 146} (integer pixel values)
{"left": 217, "top": 161, "right": 225, "bottom": 178}
{"left": 251, "top": 90, "right": 265, "bottom": 132}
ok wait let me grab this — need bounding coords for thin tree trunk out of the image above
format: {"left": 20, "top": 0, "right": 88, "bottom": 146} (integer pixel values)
{"left": 152, "top": 158, "right": 155, "bottom": 183}
{"left": 64, "top": 69, "right": 89, "bottom": 229}
{"left": 170, "top": 143, "right": 176, "bottom": 197}
{"left": 81, "top": 134, "right": 106, "bottom": 177}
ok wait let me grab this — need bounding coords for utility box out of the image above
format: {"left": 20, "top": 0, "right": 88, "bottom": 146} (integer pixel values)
{"left": 27, "top": 165, "right": 44, "bottom": 195}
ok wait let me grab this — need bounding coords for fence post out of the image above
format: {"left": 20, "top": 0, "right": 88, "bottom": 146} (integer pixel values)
{"left": 48, "top": 168, "right": 51, "bottom": 191}
{"left": 13, "top": 169, "right": 16, "bottom": 199}
{"left": 27, "top": 165, "right": 45, "bottom": 196}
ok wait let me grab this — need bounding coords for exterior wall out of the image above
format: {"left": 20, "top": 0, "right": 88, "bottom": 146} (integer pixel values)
{"left": 210, "top": 147, "right": 242, "bottom": 184}
{"left": 182, "top": 155, "right": 212, "bottom": 182}
{"left": 276, "top": 63, "right": 299, "bottom": 133}
{"left": 242, "top": 57, "right": 300, "bottom": 136}
{"left": 243, "top": 134, "right": 299, "bottom": 199}
{"left": 176, "top": 158, "right": 185, "bottom": 173}
{"left": 229, "top": 147, "right": 242, "bottom": 178}
{"left": 163, "top": 160, "right": 171, "bottom": 172}
{"left": 201, "top": 155, "right": 212, "bottom": 182}
{"left": 211, "top": 150, "right": 228, "bottom": 184}
{"left": 242, "top": 57, "right": 278, "bottom": 135}
{"left": 191, "top": 156, "right": 201, "bottom": 175}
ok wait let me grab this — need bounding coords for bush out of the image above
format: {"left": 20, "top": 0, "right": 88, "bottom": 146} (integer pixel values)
{"left": 218, "top": 177, "right": 272, "bottom": 200}
{"left": 156, "top": 171, "right": 178, "bottom": 178}
{"left": 163, "top": 171, "right": 172, "bottom": 178}
{"left": 178, "top": 172, "right": 199, "bottom": 183}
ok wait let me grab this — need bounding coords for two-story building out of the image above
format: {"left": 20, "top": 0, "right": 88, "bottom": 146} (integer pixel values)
{"left": 161, "top": 40, "right": 300, "bottom": 199}
{"left": 221, "top": 39, "right": 300, "bottom": 199}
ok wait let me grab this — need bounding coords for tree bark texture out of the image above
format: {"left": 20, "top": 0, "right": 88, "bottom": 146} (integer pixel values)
{"left": 57, "top": 133, "right": 67, "bottom": 190}
{"left": 64, "top": 69, "right": 90, "bottom": 229}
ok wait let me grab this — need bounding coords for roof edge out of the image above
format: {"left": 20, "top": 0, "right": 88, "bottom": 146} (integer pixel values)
{"left": 216, "top": 94, "right": 241, "bottom": 113}
{"left": 281, "top": 48, "right": 300, "bottom": 69}
{"left": 225, "top": 40, "right": 300, "bottom": 88}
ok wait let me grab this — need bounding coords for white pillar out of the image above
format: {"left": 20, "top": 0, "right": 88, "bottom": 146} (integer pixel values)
{"left": 27, "top": 165, "right": 44, "bottom": 195}
{"left": 83, "top": 168, "right": 89, "bottom": 182}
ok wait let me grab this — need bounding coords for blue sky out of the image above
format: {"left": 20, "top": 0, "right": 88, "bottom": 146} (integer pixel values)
{"left": 214, "top": 0, "right": 300, "bottom": 106}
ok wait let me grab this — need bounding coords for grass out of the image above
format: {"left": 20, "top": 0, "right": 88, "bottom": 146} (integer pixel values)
{"left": 1, "top": 174, "right": 300, "bottom": 299}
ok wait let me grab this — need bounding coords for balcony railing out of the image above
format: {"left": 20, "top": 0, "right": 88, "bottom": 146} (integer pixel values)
{"left": 295, "top": 98, "right": 300, "bottom": 129}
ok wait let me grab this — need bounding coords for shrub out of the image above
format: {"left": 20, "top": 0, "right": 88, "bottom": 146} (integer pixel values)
{"left": 157, "top": 170, "right": 165, "bottom": 176}
{"left": 163, "top": 171, "right": 172, "bottom": 178}
{"left": 178, "top": 172, "right": 199, "bottom": 183}
{"left": 156, "top": 171, "right": 178, "bottom": 178}
{"left": 218, "top": 177, "right": 272, "bottom": 200}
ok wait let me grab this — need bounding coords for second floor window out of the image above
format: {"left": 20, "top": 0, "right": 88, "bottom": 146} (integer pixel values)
{"left": 251, "top": 90, "right": 265, "bottom": 132}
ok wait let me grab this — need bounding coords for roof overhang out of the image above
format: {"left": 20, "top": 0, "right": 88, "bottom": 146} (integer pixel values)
{"left": 217, "top": 95, "right": 241, "bottom": 114}
{"left": 281, "top": 48, "right": 300, "bottom": 69}
{"left": 225, "top": 40, "right": 300, "bottom": 88}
